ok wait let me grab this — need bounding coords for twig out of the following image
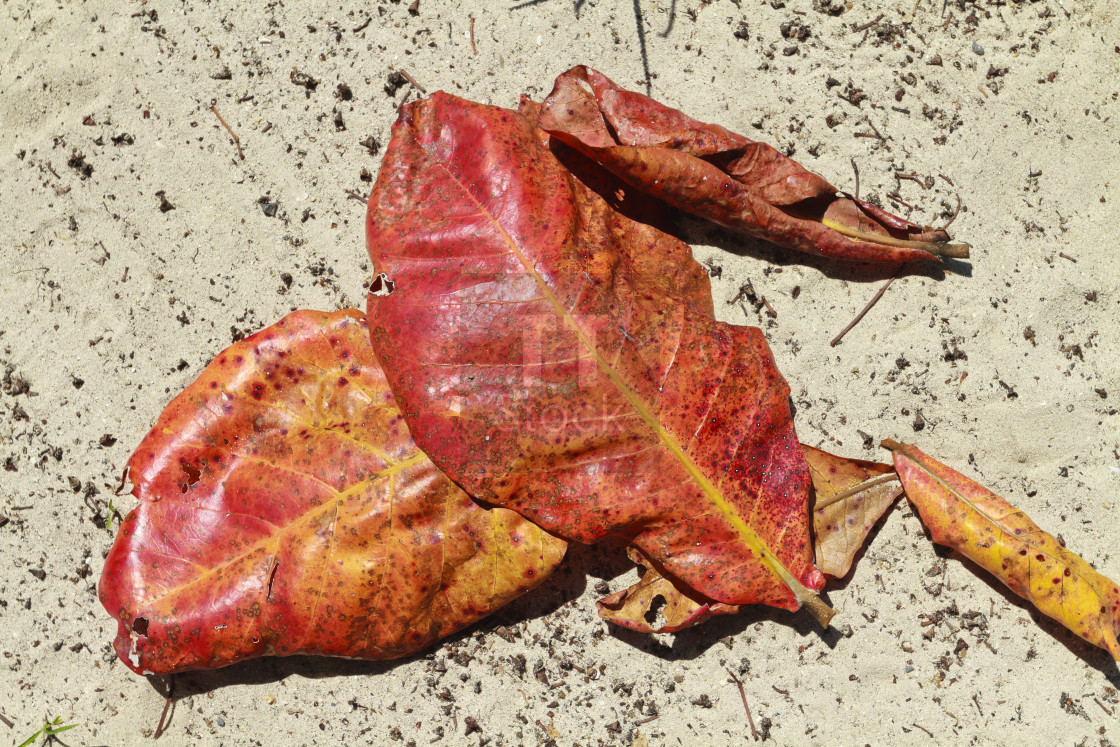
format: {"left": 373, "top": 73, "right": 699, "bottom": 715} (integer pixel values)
{"left": 830, "top": 269, "right": 901, "bottom": 347}
{"left": 1058, "top": 252, "right": 1077, "bottom": 263}
{"left": 1094, "top": 698, "right": 1113, "bottom": 716}
{"left": 895, "top": 172, "right": 928, "bottom": 189}
{"left": 972, "top": 693, "right": 983, "bottom": 717}
{"left": 154, "top": 677, "right": 176, "bottom": 739}
{"left": 886, "top": 192, "right": 916, "bottom": 210}
{"left": 210, "top": 105, "right": 244, "bottom": 160}
{"left": 938, "top": 173, "right": 955, "bottom": 186}
{"left": 761, "top": 296, "right": 777, "bottom": 318}
{"left": 939, "top": 194, "right": 962, "bottom": 229}
{"left": 815, "top": 472, "right": 900, "bottom": 510}
{"left": 399, "top": 68, "right": 426, "bottom": 93}
{"left": 345, "top": 189, "right": 368, "bottom": 203}
{"left": 942, "top": 11, "right": 953, "bottom": 29}
{"left": 728, "top": 670, "right": 759, "bottom": 741}
{"left": 865, "top": 117, "right": 888, "bottom": 146}
{"left": 855, "top": 119, "right": 889, "bottom": 150}
{"left": 852, "top": 14, "right": 884, "bottom": 32}
{"left": 0, "top": 711, "right": 12, "bottom": 729}
{"left": 635, "top": 714, "right": 659, "bottom": 725}
{"left": 469, "top": 16, "right": 477, "bottom": 55}
{"left": 850, "top": 158, "right": 860, "bottom": 200}
{"left": 912, "top": 723, "right": 934, "bottom": 737}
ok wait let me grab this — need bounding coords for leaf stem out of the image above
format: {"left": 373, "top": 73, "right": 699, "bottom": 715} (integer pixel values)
{"left": 814, "top": 472, "right": 900, "bottom": 510}
{"left": 800, "top": 592, "right": 838, "bottom": 629}
{"left": 821, "top": 219, "right": 970, "bottom": 258}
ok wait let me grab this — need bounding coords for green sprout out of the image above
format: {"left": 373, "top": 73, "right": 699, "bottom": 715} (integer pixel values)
{"left": 104, "top": 497, "right": 116, "bottom": 534}
{"left": 17, "top": 716, "right": 78, "bottom": 747}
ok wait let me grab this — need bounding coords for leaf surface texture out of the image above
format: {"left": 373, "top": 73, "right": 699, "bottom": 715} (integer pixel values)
{"left": 804, "top": 445, "right": 902, "bottom": 578}
{"left": 366, "top": 93, "right": 828, "bottom": 619}
{"left": 99, "top": 310, "right": 566, "bottom": 674}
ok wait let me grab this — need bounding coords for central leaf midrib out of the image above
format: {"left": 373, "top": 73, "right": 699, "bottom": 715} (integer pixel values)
{"left": 427, "top": 135, "right": 811, "bottom": 606}
{"left": 138, "top": 451, "right": 429, "bottom": 610}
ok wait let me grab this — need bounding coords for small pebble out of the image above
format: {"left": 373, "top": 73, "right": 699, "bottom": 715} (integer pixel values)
{"left": 905, "top": 665, "right": 915, "bottom": 673}
{"left": 217, "top": 717, "right": 225, "bottom": 727}
{"left": 972, "top": 41, "right": 985, "bottom": 55}
{"left": 260, "top": 202, "right": 278, "bottom": 217}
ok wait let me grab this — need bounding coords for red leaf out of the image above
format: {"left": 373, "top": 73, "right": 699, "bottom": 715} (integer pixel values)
{"left": 98, "top": 310, "right": 566, "bottom": 674}
{"left": 366, "top": 93, "right": 833, "bottom": 625}
{"left": 538, "top": 66, "right": 968, "bottom": 264}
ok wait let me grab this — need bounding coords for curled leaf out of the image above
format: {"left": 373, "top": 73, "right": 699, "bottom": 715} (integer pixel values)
{"left": 803, "top": 444, "right": 903, "bottom": 578}
{"left": 366, "top": 93, "right": 832, "bottom": 625}
{"left": 539, "top": 66, "right": 968, "bottom": 264}
{"left": 99, "top": 310, "right": 566, "bottom": 674}
{"left": 597, "top": 547, "right": 739, "bottom": 634}
{"left": 885, "top": 439, "right": 1120, "bottom": 660}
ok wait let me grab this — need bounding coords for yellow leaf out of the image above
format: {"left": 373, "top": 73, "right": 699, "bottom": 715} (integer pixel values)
{"left": 885, "top": 439, "right": 1120, "bottom": 660}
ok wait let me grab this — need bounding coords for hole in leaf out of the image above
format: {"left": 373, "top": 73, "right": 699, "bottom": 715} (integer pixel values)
{"left": 369, "top": 273, "right": 395, "bottom": 296}
{"left": 132, "top": 616, "right": 150, "bottom": 637}
{"left": 644, "top": 594, "right": 667, "bottom": 627}
{"left": 179, "top": 461, "right": 201, "bottom": 493}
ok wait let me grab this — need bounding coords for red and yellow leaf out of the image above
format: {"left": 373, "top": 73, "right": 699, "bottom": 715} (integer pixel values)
{"left": 803, "top": 445, "right": 903, "bottom": 578}
{"left": 98, "top": 310, "right": 566, "bottom": 675}
{"left": 597, "top": 547, "right": 739, "bottom": 634}
{"left": 885, "top": 439, "right": 1120, "bottom": 660}
{"left": 538, "top": 66, "right": 968, "bottom": 264}
{"left": 366, "top": 93, "right": 832, "bottom": 624}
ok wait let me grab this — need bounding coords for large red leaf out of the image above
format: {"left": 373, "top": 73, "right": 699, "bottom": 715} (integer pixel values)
{"left": 538, "top": 66, "right": 968, "bottom": 264}
{"left": 366, "top": 93, "right": 832, "bottom": 624}
{"left": 98, "top": 310, "right": 566, "bottom": 674}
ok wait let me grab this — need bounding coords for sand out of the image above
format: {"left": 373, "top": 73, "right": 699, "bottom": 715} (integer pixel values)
{"left": 1, "top": 0, "right": 1118, "bottom": 744}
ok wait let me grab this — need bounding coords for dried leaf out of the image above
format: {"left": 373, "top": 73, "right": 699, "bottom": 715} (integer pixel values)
{"left": 597, "top": 547, "right": 739, "bottom": 634}
{"left": 538, "top": 66, "right": 968, "bottom": 264}
{"left": 804, "top": 445, "right": 902, "bottom": 578}
{"left": 99, "top": 310, "right": 566, "bottom": 674}
{"left": 366, "top": 93, "right": 832, "bottom": 624}
{"left": 885, "top": 439, "right": 1120, "bottom": 660}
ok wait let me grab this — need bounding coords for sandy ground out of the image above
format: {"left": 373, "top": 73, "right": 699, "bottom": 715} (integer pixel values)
{"left": 1, "top": 0, "right": 1118, "bottom": 744}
